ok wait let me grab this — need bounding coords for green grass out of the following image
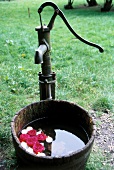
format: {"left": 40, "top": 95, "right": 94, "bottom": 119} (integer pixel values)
{"left": 0, "top": 0, "right": 114, "bottom": 169}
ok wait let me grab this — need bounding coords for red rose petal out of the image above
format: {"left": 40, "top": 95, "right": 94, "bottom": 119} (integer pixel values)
{"left": 33, "top": 142, "right": 45, "bottom": 154}
{"left": 37, "top": 133, "right": 47, "bottom": 141}
{"left": 26, "top": 136, "right": 38, "bottom": 147}
{"left": 27, "top": 129, "right": 37, "bottom": 136}
{"left": 19, "top": 134, "right": 30, "bottom": 142}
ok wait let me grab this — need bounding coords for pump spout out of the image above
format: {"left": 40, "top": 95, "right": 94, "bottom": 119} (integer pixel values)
{"left": 35, "top": 44, "right": 47, "bottom": 64}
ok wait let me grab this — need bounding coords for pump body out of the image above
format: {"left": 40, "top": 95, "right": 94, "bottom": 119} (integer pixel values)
{"left": 35, "top": 26, "right": 56, "bottom": 100}
{"left": 35, "top": 2, "right": 103, "bottom": 101}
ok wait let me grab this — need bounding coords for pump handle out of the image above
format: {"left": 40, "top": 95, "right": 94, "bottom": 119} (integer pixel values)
{"left": 38, "top": 2, "right": 104, "bottom": 53}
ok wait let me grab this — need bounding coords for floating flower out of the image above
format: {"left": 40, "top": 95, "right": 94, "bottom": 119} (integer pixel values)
{"left": 26, "top": 126, "right": 33, "bottom": 132}
{"left": 19, "top": 134, "right": 30, "bottom": 142}
{"left": 40, "top": 143, "right": 44, "bottom": 146}
{"left": 26, "top": 136, "right": 38, "bottom": 147}
{"left": 37, "top": 133, "right": 47, "bottom": 141}
{"left": 36, "top": 129, "right": 42, "bottom": 135}
{"left": 19, "top": 127, "right": 50, "bottom": 155}
{"left": 46, "top": 136, "right": 53, "bottom": 143}
{"left": 37, "top": 152, "right": 46, "bottom": 156}
{"left": 21, "top": 129, "right": 28, "bottom": 134}
{"left": 20, "top": 142, "right": 29, "bottom": 150}
{"left": 33, "top": 142, "right": 45, "bottom": 154}
{"left": 27, "top": 129, "right": 37, "bottom": 136}
{"left": 26, "top": 147, "right": 34, "bottom": 154}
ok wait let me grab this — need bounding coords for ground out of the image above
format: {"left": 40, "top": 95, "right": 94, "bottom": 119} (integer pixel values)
{"left": 90, "top": 110, "right": 114, "bottom": 167}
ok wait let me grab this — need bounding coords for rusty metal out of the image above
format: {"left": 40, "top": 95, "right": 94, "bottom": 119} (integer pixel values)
{"left": 35, "top": 2, "right": 103, "bottom": 101}
{"left": 38, "top": 2, "right": 104, "bottom": 52}
{"left": 35, "top": 25, "right": 56, "bottom": 100}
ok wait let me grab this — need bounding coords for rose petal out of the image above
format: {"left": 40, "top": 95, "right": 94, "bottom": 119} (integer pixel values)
{"left": 26, "top": 136, "right": 38, "bottom": 147}
{"left": 27, "top": 129, "right": 37, "bottom": 136}
{"left": 26, "top": 147, "right": 34, "bottom": 154}
{"left": 40, "top": 143, "right": 44, "bottom": 146}
{"left": 37, "top": 152, "right": 46, "bottom": 156}
{"left": 37, "top": 133, "right": 47, "bottom": 141}
{"left": 46, "top": 136, "right": 53, "bottom": 143}
{"left": 21, "top": 142, "right": 29, "bottom": 150}
{"left": 19, "top": 134, "right": 30, "bottom": 142}
{"left": 33, "top": 142, "right": 45, "bottom": 154}
{"left": 26, "top": 126, "right": 33, "bottom": 132}
{"left": 36, "top": 130, "right": 42, "bottom": 135}
{"left": 21, "top": 129, "right": 28, "bottom": 134}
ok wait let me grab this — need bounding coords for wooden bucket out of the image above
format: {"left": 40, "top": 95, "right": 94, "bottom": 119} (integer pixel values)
{"left": 11, "top": 100, "right": 95, "bottom": 170}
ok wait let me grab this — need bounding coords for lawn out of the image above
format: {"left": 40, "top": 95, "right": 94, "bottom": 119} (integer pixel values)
{"left": 0, "top": 0, "right": 114, "bottom": 169}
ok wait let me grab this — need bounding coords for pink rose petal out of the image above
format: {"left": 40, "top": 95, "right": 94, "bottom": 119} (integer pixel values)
{"left": 37, "top": 133, "right": 47, "bottom": 141}
{"left": 27, "top": 129, "right": 37, "bottom": 136}
{"left": 19, "top": 134, "right": 30, "bottom": 142}
{"left": 33, "top": 142, "right": 45, "bottom": 154}
{"left": 26, "top": 136, "right": 38, "bottom": 147}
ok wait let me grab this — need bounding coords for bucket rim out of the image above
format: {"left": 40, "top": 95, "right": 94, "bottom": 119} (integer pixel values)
{"left": 11, "top": 99, "right": 96, "bottom": 160}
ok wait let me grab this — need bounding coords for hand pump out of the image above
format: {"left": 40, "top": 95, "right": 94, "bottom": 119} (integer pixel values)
{"left": 34, "top": 2, "right": 104, "bottom": 101}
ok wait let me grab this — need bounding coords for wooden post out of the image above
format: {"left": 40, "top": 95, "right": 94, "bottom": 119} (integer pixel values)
{"left": 28, "top": 8, "right": 30, "bottom": 18}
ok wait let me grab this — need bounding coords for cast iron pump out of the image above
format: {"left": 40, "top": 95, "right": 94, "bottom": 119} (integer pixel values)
{"left": 34, "top": 2, "right": 104, "bottom": 101}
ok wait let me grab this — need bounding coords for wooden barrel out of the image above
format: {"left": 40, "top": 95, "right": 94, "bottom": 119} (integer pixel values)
{"left": 11, "top": 100, "right": 95, "bottom": 170}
